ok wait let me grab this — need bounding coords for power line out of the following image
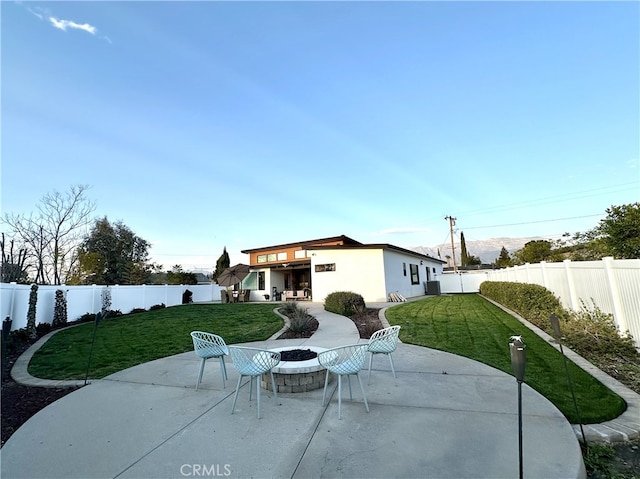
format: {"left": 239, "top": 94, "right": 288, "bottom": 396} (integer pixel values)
{"left": 453, "top": 182, "right": 638, "bottom": 218}
{"left": 460, "top": 213, "right": 604, "bottom": 230}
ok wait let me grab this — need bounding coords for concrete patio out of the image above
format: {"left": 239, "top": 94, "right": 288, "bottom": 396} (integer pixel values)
{"left": 2, "top": 303, "right": 587, "bottom": 478}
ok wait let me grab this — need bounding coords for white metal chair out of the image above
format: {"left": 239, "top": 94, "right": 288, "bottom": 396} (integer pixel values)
{"left": 318, "top": 344, "right": 370, "bottom": 419}
{"left": 229, "top": 346, "right": 281, "bottom": 418}
{"left": 190, "top": 331, "right": 229, "bottom": 390}
{"left": 367, "top": 325, "right": 401, "bottom": 384}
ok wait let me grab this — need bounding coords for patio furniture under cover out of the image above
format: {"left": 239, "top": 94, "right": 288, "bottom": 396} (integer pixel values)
{"left": 229, "top": 346, "right": 281, "bottom": 418}
{"left": 318, "top": 344, "right": 370, "bottom": 419}
{"left": 191, "top": 331, "right": 229, "bottom": 390}
{"left": 367, "top": 325, "right": 401, "bottom": 384}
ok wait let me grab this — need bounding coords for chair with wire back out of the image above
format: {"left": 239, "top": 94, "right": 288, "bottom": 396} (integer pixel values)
{"left": 318, "top": 344, "right": 370, "bottom": 419}
{"left": 190, "top": 331, "right": 229, "bottom": 390}
{"left": 229, "top": 346, "right": 281, "bottom": 419}
{"left": 367, "top": 325, "right": 401, "bottom": 384}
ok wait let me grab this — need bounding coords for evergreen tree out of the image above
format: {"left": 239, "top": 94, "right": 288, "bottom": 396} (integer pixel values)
{"left": 460, "top": 232, "right": 469, "bottom": 266}
{"left": 212, "top": 247, "right": 230, "bottom": 282}
{"left": 494, "top": 246, "right": 513, "bottom": 267}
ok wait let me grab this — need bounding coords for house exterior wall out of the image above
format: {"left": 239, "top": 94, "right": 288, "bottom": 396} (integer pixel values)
{"left": 309, "top": 248, "right": 444, "bottom": 303}
{"left": 310, "top": 249, "right": 387, "bottom": 302}
{"left": 383, "top": 249, "right": 435, "bottom": 300}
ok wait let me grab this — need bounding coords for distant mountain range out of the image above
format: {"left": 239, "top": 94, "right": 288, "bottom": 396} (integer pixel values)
{"left": 411, "top": 237, "right": 542, "bottom": 265}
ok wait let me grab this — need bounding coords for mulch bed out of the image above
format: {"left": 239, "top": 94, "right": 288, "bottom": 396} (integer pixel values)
{"left": 1, "top": 340, "right": 81, "bottom": 447}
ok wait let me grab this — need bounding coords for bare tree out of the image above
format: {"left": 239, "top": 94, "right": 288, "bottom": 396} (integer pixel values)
{"left": 2, "top": 185, "right": 96, "bottom": 285}
{"left": 0, "top": 233, "right": 29, "bottom": 282}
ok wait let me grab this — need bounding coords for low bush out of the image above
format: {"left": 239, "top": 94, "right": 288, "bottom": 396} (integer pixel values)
{"left": 149, "top": 303, "right": 165, "bottom": 311}
{"left": 324, "top": 291, "right": 366, "bottom": 316}
{"left": 278, "top": 301, "right": 300, "bottom": 316}
{"left": 278, "top": 302, "right": 315, "bottom": 334}
{"left": 562, "top": 299, "right": 638, "bottom": 359}
{"left": 129, "top": 308, "right": 147, "bottom": 315}
{"left": 77, "top": 312, "right": 96, "bottom": 323}
{"left": 35, "top": 323, "right": 52, "bottom": 336}
{"left": 288, "top": 308, "right": 314, "bottom": 334}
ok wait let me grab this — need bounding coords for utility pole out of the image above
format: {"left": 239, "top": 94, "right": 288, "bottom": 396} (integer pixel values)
{"left": 445, "top": 216, "right": 457, "bottom": 272}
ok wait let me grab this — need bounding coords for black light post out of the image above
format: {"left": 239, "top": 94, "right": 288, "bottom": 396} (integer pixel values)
{"left": 549, "top": 313, "right": 587, "bottom": 449}
{"left": 509, "top": 335, "right": 526, "bottom": 479}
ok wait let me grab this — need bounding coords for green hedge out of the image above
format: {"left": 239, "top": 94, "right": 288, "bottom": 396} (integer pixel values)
{"left": 479, "top": 281, "right": 569, "bottom": 331}
{"left": 324, "top": 291, "right": 366, "bottom": 316}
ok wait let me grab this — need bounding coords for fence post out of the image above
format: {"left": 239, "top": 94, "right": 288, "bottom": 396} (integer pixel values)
{"left": 602, "top": 257, "right": 628, "bottom": 334}
{"left": 563, "top": 259, "right": 579, "bottom": 311}
{"left": 540, "top": 261, "right": 548, "bottom": 289}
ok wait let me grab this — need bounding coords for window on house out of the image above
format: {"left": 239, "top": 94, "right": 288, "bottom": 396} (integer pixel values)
{"left": 257, "top": 255, "right": 267, "bottom": 263}
{"left": 277, "top": 252, "right": 287, "bottom": 261}
{"left": 403, "top": 262, "right": 407, "bottom": 276}
{"left": 410, "top": 264, "right": 419, "bottom": 285}
{"left": 258, "top": 272, "right": 265, "bottom": 290}
{"left": 294, "top": 250, "right": 307, "bottom": 259}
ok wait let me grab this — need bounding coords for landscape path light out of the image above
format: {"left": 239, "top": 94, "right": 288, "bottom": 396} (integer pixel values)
{"left": 509, "top": 335, "right": 526, "bottom": 479}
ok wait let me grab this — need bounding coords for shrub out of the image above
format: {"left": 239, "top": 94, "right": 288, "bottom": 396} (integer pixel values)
{"left": 10, "top": 328, "right": 30, "bottom": 343}
{"left": 277, "top": 302, "right": 316, "bottom": 335}
{"left": 101, "top": 287, "right": 112, "bottom": 313}
{"left": 279, "top": 301, "right": 300, "bottom": 316}
{"left": 562, "top": 299, "right": 638, "bottom": 359}
{"left": 288, "top": 308, "right": 314, "bottom": 334}
{"left": 480, "top": 281, "right": 639, "bottom": 366}
{"left": 52, "top": 290, "right": 68, "bottom": 327}
{"left": 36, "top": 322, "right": 52, "bottom": 336}
{"left": 129, "top": 308, "right": 147, "bottom": 315}
{"left": 26, "top": 284, "right": 38, "bottom": 340}
{"left": 324, "top": 291, "right": 366, "bottom": 316}
{"left": 149, "top": 303, "right": 165, "bottom": 311}
{"left": 77, "top": 312, "right": 96, "bottom": 323}
{"left": 479, "top": 281, "right": 568, "bottom": 330}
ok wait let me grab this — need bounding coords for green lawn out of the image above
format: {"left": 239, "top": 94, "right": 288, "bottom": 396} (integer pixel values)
{"left": 29, "top": 295, "right": 625, "bottom": 424}
{"left": 385, "top": 294, "right": 626, "bottom": 424}
{"left": 28, "top": 303, "right": 283, "bottom": 380}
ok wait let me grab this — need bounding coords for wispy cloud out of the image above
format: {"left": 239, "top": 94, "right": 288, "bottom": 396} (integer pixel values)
{"left": 25, "top": 5, "right": 110, "bottom": 43}
{"left": 49, "top": 17, "right": 97, "bottom": 35}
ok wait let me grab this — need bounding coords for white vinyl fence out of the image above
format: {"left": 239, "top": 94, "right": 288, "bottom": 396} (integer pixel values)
{"left": 438, "top": 271, "right": 492, "bottom": 295}
{"left": 484, "top": 258, "right": 640, "bottom": 349}
{"left": 1, "top": 283, "right": 225, "bottom": 331}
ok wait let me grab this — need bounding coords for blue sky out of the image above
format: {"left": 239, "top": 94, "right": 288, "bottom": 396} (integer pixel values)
{"left": 2, "top": 1, "right": 639, "bottom": 270}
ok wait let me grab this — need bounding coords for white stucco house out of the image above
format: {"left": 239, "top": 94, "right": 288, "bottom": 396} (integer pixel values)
{"left": 240, "top": 235, "right": 446, "bottom": 303}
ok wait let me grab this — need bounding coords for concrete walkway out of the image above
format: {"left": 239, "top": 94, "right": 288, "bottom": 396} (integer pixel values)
{"left": 2, "top": 302, "right": 591, "bottom": 478}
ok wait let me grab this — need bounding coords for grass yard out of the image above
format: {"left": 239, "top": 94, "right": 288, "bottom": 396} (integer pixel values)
{"left": 28, "top": 303, "right": 283, "bottom": 380}
{"left": 385, "top": 294, "right": 626, "bottom": 424}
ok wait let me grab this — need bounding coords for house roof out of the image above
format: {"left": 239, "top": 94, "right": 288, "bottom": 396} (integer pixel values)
{"left": 241, "top": 234, "right": 445, "bottom": 264}
{"left": 306, "top": 242, "right": 446, "bottom": 264}
{"left": 240, "top": 235, "right": 362, "bottom": 254}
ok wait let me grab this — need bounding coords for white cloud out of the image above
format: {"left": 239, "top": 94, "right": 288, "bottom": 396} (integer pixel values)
{"left": 27, "top": 7, "right": 43, "bottom": 20}
{"left": 49, "top": 17, "right": 97, "bottom": 35}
